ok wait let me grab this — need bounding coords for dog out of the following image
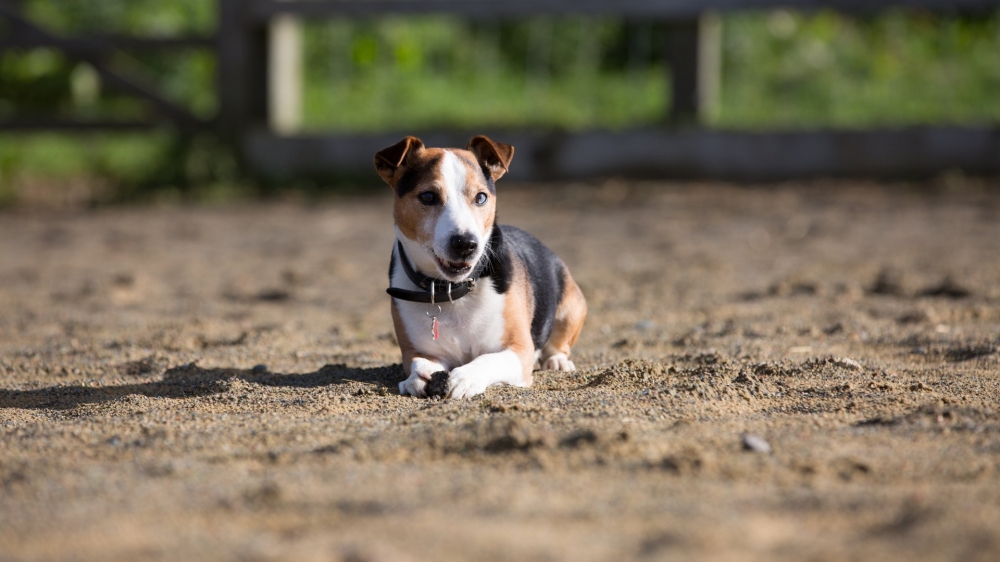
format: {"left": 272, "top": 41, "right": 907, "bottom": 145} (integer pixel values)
{"left": 374, "top": 135, "right": 587, "bottom": 399}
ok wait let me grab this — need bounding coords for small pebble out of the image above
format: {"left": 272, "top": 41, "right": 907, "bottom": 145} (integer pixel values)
{"left": 742, "top": 433, "right": 772, "bottom": 454}
{"left": 252, "top": 364, "right": 268, "bottom": 374}
{"left": 833, "top": 357, "right": 863, "bottom": 371}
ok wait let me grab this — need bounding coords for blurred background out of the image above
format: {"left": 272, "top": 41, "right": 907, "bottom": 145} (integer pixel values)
{"left": 0, "top": 0, "right": 998, "bottom": 205}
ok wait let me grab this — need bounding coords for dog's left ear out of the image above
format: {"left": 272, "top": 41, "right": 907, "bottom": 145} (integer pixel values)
{"left": 467, "top": 135, "right": 514, "bottom": 181}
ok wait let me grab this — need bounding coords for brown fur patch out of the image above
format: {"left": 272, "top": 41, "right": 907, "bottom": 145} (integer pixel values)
{"left": 392, "top": 148, "right": 447, "bottom": 246}
{"left": 452, "top": 149, "right": 497, "bottom": 233}
{"left": 453, "top": 150, "right": 489, "bottom": 194}
{"left": 542, "top": 267, "right": 587, "bottom": 360}
{"left": 391, "top": 301, "right": 418, "bottom": 376}
{"left": 501, "top": 260, "right": 538, "bottom": 385}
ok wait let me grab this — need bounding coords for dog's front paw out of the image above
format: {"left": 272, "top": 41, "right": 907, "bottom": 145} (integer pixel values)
{"left": 425, "top": 371, "right": 450, "bottom": 398}
{"left": 399, "top": 373, "right": 429, "bottom": 397}
{"left": 446, "top": 367, "right": 491, "bottom": 399}
{"left": 542, "top": 353, "right": 575, "bottom": 372}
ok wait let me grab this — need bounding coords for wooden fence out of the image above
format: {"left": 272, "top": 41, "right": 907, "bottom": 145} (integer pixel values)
{"left": 2, "top": 0, "right": 999, "bottom": 182}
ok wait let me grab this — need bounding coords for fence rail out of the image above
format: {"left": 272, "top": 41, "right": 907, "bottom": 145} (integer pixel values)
{"left": 2, "top": 0, "right": 999, "bottom": 182}
{"left": 250, "top": 0, "right": 999, "bottom": 18}
{"left": 0, "top": 34, "right": 215, "bottom": 51}
{"left": 244, "top": 126, "right": 1000, "bottom": 182}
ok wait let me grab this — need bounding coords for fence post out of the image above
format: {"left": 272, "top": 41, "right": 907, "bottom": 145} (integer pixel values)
{"left": 268, "top": 1, "right": 303, "bottom": 135}
{"left": 217, "top": 0, "right": 268, "bottom": 142}
{"left": 7, "top": 0, "right": 23, "bottom": 34}
{"left": 665, "top": 13, "right": 722, "bottom": 125}
{"left": 665, "top": 20, "right": 699, "bottom": 124}
{"left": 698, "top": 12, "right": 722, "bottom": 123}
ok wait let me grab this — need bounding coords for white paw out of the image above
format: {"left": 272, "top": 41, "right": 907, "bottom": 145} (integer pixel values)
{"left": 446, "top": 367, "right": 492, "bottom": 399}
{"left": 399, "top": 373, "right": 428, "bottom": 397}
{"left": 541, "top": 353, "right": 575, "bottom": 372}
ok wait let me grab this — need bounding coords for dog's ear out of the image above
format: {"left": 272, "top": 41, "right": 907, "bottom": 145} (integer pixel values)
{"left": 467, "top": 135, "right": 514, "bottom": 181}
{"left": 374, "top": 136, "right": 424, "bottom": 186}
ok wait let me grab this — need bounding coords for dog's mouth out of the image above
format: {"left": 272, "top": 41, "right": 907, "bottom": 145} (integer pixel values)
{"left": 434, "top": 255, "right": 474, "bottom": 279}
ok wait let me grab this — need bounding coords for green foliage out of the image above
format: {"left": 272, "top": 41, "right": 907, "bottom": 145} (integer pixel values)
{"left": 0, "top": 48, "right": 72, "bottom": 116}
{"left": 4, "top": 0, "right": 217, "bottom": 120}
{"left": 24, "top": 0, "right": 214, "bottom": 35}
{"left": 719, "top": 9, "right": 1000, "bottom": 128}
{"left": 302, "top": 17, "right": 668, "bottom": 131}
{"left": 301, "top": 12, "right": 1000, "bottom": 132}
{"left": 0, "top": 3, "right": 998, "bottom": 202}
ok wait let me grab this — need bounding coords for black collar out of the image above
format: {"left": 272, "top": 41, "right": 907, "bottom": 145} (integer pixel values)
{"left": 386, "top": 240, "right": 487, "bottom": 304}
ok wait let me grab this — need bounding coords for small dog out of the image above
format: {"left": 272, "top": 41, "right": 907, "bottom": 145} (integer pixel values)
{"left": 374, "top": 135, "right": 587, "bottom": 399}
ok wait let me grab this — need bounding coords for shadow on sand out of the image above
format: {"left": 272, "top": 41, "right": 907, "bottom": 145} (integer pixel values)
{"left": 0, "top": 363, "right": 404, "bottom": 410}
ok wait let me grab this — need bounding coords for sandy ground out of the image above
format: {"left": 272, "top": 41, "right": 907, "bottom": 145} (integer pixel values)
{"left": 1, "top": 179, "right": 999, "bottom": 562}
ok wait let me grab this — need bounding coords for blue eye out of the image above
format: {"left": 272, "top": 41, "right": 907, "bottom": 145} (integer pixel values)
{"left": 418, "top": 191, "right": 439, "bottom": 205}
{"left": 474, "top": 193, "right": 488, "bottom": 206}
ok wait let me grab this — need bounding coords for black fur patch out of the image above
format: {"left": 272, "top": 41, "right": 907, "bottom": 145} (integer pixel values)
{"left": 480, "top": 167, "right": 497, "bottom": 194}
{"left": 498, "top": 225, "right": 566, "bottom": 349}
{"left": 395, "top": 154, "right": 443, "bottom": 198}
{"left": 426, "top": 371, "right": 450, "bottom": 397}
{"left": 481, "top": 224, "right": 512, "bottom": 294}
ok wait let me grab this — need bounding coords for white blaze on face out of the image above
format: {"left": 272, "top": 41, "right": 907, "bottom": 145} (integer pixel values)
{"left": 435, "top": 150, "right": 484, "bottom": 261}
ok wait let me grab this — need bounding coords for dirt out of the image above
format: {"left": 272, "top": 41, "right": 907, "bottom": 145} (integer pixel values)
{"left": 1, "top": 179, "right": 999, "bottom": 561}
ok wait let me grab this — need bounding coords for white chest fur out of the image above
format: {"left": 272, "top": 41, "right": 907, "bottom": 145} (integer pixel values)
{"left": 390, "top": 246, "right": 507, "bottom": 370}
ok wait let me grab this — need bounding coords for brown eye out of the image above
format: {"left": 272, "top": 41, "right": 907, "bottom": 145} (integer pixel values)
{"left": 418, "top": 191, "right": 439, "bottom": 205}
{"left": 474, "top": 193, "right": 488, "bottom": 206}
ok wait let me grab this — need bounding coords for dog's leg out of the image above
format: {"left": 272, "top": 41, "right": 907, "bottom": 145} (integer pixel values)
{"left": 540, "top": 269, "right": 587, "bottom": 372}
{"left": 400, "top": 357, "right": 448, "bottom": 397}
{"left": 447, "top": 349, "right": 530, "bottom": 399}
{"left": 446, "top": 265, "right": 536, "bottom": 398}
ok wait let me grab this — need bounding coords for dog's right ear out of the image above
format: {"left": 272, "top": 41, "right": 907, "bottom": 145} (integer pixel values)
{"left": 374, "top": 136, "right": 424, "bottom": 187}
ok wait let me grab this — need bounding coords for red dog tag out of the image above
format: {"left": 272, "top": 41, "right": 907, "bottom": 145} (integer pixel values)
{"left": 431, "top": 316, "right": 439, "bottom": 341}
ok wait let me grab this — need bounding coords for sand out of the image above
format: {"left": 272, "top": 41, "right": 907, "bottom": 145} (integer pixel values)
{"left": 1, "top": 179, "right": 999, "bottom": 561}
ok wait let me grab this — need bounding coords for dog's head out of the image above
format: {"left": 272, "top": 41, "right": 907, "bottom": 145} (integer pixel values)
{"left": 374, "top": 135, "right": 514, "bottom": 282}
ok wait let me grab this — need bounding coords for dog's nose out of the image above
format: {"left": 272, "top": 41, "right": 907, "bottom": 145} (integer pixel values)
{"left": 449, "top": 233, "right": 478, "bottom": 259}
